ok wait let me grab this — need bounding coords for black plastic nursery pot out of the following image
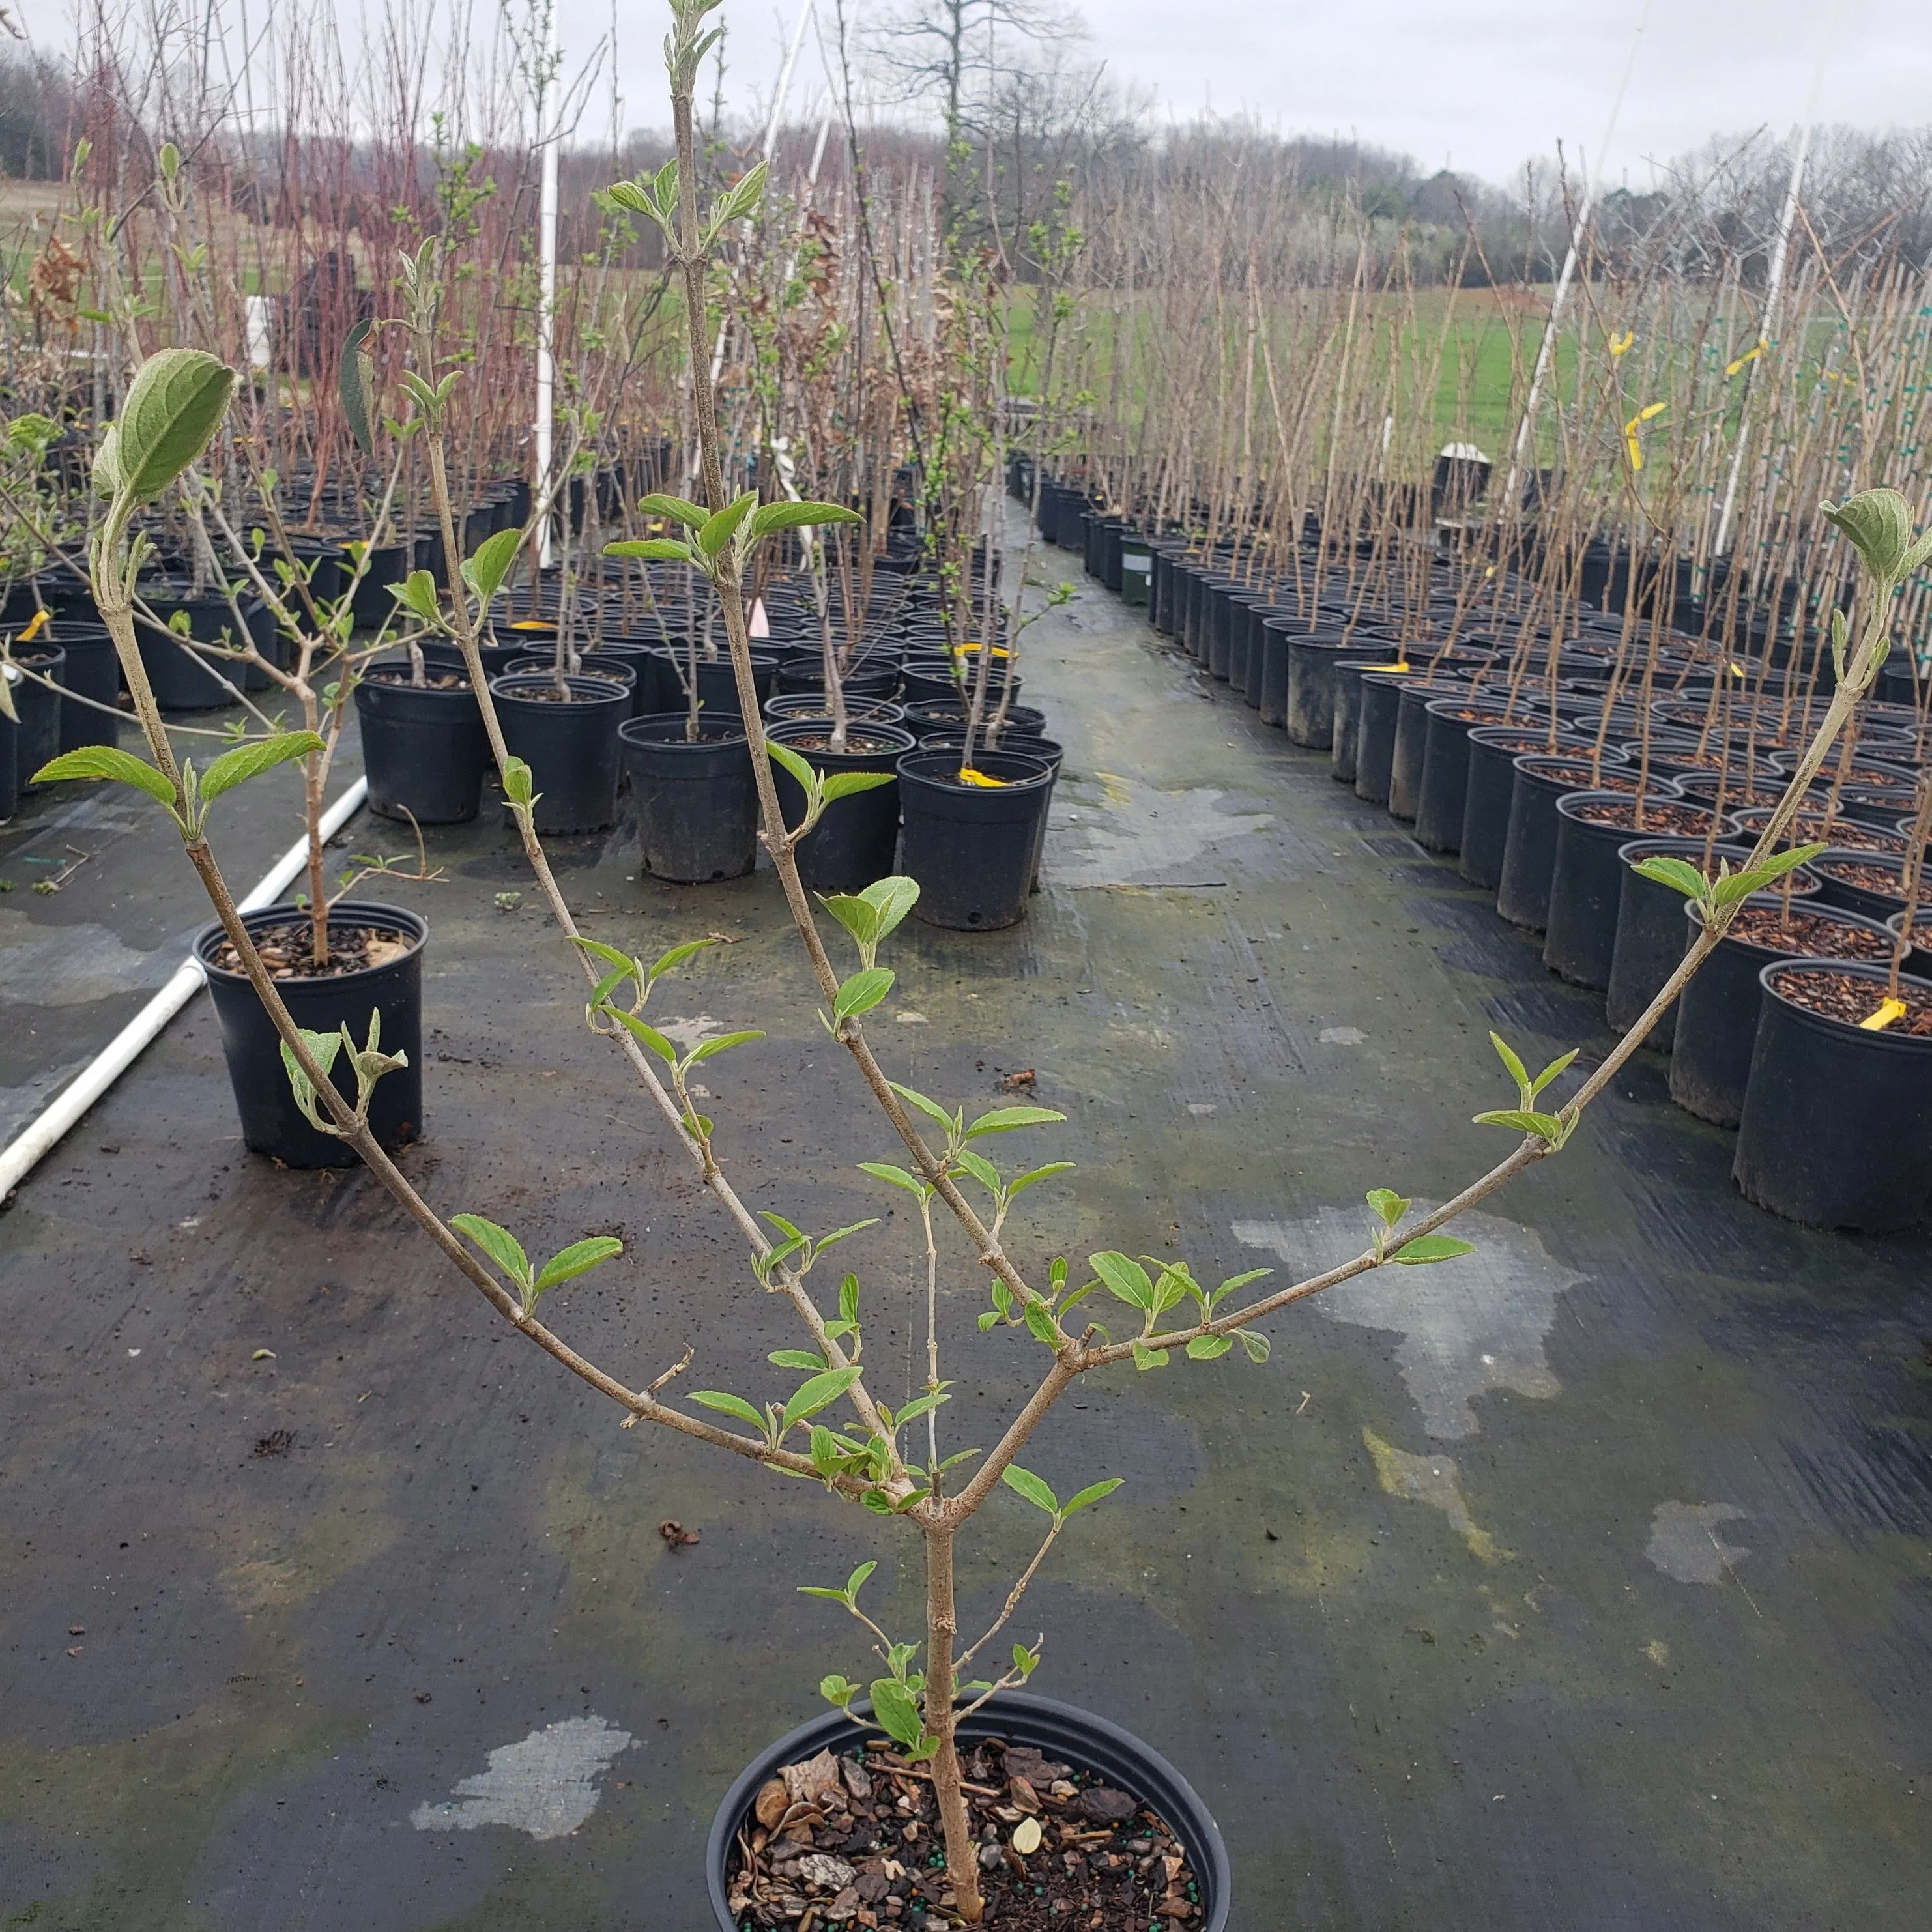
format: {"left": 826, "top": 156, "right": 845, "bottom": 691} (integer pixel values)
{"left": 488, "top": 672, "right": 629, "bottom": 834}
{"left": 1544, "top": 793, "right": 1717, "bottom": 990}
{"left": 1605, "top": 840, "right": 1818, "bottom": 1049}
{"left": 1733, "top": 959, "right": 1932, "bottom": 1231}
{"left": 1415, "top": 699, "right": 1511, "bottom": 854}
{"left": 354, "top": 670, "right": 492, "bottom": 825}
{"left": 10, "top": 646, "right": 65, "bottom": 783}
{"left": 618, "top": 713, "right": 758, "bottom": 883}
{"left": 1352, "top": 669, "right": 1412, "bottom": 807}
{"left": 764, "top": 694, "right": 906, "bottom": 726}
{"left": 1280, "top": 631, "right": 1349, "bottom": 747}
{"left": 49, "top": 622, "right": 122, "bottom": 751}
{"left": 706, "top": 1691, "right": 1231, "bottom": 1932}
{"left": 1328, "top": 659, "right": 1379, "bottom": 786}
{"left": 767, "top": 720, "right": 916, "bottom": 893}
{"left": 194, "top": 901, "right": 427, "bottom": 1169}
{"left": 1387, "top": 679, "right": 1466, "bottom": 822}
{"left": 897, "top": 749, "right": 1054, "bottom": 930}
{"left": 137, "top": 592, "right": 257, "bottom": 710}
{"left": 1887, "top": 909, "right": 1932, "bottom": 980}
{"left": 1460, "top": 728, "right": 1607, "bottom": 893}
{"left": 1497, "top": 755, "right": 1655, "bottom": 933}
{"left": 0, "top": 673, "right": 17, "bottom": 818}
{"left": 1669, "top": 897, "right": 1896, "bottom": 1129}
{"left": 505, "top": 650, "right": 640, "bottom": 714}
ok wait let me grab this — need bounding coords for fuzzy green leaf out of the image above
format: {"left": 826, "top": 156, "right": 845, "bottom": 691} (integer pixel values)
{"left": 1062, "top": 1478, "right": 1123, "bottom": 1514}
{"left": 964, "top": 1104, "right": 1065, "bottom": 1139}
{"left": 30, "top": 745, "right": 177, "bottom": 805}
{"left": 1235, "top": 1328, "right": 1271, "bottom": 1362}
{"left": 782, "top": 1365, "right": 863, "bottom": 1430}
{"left": 465, "top": 525, "right": 524, "bottom": 602}
{"left": 1366, "top": 1187, "right": 1409, "bottom": 1228}
{"left": 858, "top": 1161, "right": 927, "bottom": 1198}
{"left": 533, "top": 1235, "right": 624, "bottom": 1293}
{"left": 697, "top": 491, "right": 758, "bottom": 559}
{"left": 834, "top": 968, "right": 893, "bottom": 1021}
{"left": 1630, "top": 854, "right": 1709, "bottom": 899}
{"left": 1472, "top": 1108, "right": 1566, "bottom": 1141}
{"left": 1392, "top": 1234, "right": 1477, "bottom": 1266}
{"left": 820, "top": 769, "right": 897, "bottom": 803}
{"left": 605, "top": 1005, "right": 679, "bottom": 1064}
{"left": 750, "top": 499, "right": 864, "bottom": 536}
{"left": 605, "top": 538, "right": 695, "bottom": 563}
{"left": 1185, "top": 1334, "right": 1233, "bottom": 1359}
{"left": 687, "top": 1028, "right": 765, "bottom": 1064}
{"left": 689, "top": 1390, "right": 768, "bottom": 1430}
{"left": 450, "top": 1213, "right": 534, "bottom": 1288}
{"left": 1090, "top": 1250, "right": 1154, "bottom": 1310}
{"left": 199, "top": 730, "right": 326, "bottom": 803}
{"left": 339, "top": 319, "right": 376, "bottom": 454}
{"left": 1001, "top": 1465, "right": 1059, "bottom": 1514}
{"left": 769, "top": 1349, "right": 829, "bottom": 1372}
{"left": 1131, "top": 1338, "right": 1167, "bottom": 1371}
{"left": 869, "top": 1678, "right": 925, "bottom": 1750}
{"left": 112, "top": 348, "right": 235, "bottom": 504}
{"left": 635, "top": 491, "right": 708, "bottom": 527}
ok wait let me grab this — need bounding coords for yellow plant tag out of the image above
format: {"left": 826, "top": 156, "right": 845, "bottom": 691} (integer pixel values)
{"left": 511, "top": 619, "right": 556, "bottom": 631}
{"left": 17, "top": 608, "right": 51, "bottom": 644}
{"left": 1608, "top": 330, "right": 1635, "bottom": 358}
{"left": 957, "top": 767, "right": 1008, "bottom": 787}
{"left": 1726, "top": 340, "right": 1766, "bottom": 377}
{"left": 1860, "top": 998, "right": 1908, "bottom": 1031}
{"left": 1363, "top": 661, "right": 1411, "bottom": 673}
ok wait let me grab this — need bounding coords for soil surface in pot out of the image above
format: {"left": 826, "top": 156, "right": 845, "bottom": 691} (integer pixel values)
{"left": 1573, "top": 799, "right": 1712, "bottom": 835}
{"left": 1726, "top": 906, "right": 1893, "bottom": 960}
{"left": 1755, "top": 813, "right": 1905, "bottom": 854}
{"left": 1815, "top": 857, "right": 1910, "bottom": 901}
{"left": 1532, "top": 763, "right": 1642, "bottom": 792}
{"left": 777, "top": 730, "right": 904, "bottom": 755}
{"left": 508, "top": 682, "right": 613, "bottom": 704}
{"left": 366, "top": 667, "right": 470, "bottom": 691}
{"left": 727, "top": 1738, "right": 1202, "bottom": 1931}
{"left": 211, "top": 917, "right": 415, "bottom": 980}
{"left": 1768, "top": 966, "right": 1932, "bottom": 1035}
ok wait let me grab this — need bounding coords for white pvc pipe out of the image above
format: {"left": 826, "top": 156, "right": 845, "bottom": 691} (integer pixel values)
{"left": 534, "top": 0, "right": 562, "bottom": 570}
{"left": 0, "top": 777, "right": 369, "bottom": 1202}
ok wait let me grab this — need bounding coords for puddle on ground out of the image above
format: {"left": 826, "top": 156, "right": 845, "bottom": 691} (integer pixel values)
{"left": 411, "top": 1714, "right": 634, "bottom": 1839}
{"left": 1233, "top": 1204, "right": 1585, "bottom": 1439}
{"left": 1047, "top": 773, "right": 1271, "bottom": 889}
{"left": 0, "top": 911, "right": 171, "bottom": 1008}
{"left": 1646, "top": 1501, "right": 1750, "bottom": 1583}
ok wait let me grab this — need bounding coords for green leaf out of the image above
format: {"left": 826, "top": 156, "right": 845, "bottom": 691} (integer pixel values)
{"left": 860, "top": 875, "right": 919, "bottom": 942}
{"left": 1473, "top": 1108, "right": 1566, "bottom": 1141}
{"left": 869, "top": 1678, "right": 925, "bottom": 1750}
{"left": 816, "top": 1220, "right": 877, "bottom": 1260}
{"left": 819, "top": 1674, "right": 858, "bottom": 1708}
{"left": 839, "top": 1272, "right": 860, "bottom": 1326}
{"left": 1185, "top": 1334, "right": 1233, "bottom": 1359}
{"left": 29, "top": 745, "right": 176, "bottom": 805}
{"left": 697, "top": 491, "right": 758, "bottom": 559}
{"left": 782, "top": 1365, "right": 863, "bottom": 1429}
{"left": 338, "top": 318, "right": 375, "bottom": 454}
{"left": 533, "top": 1235, "right": 624, "bottom": 1292}
{"left": 1008, "top": 1161, "right": 1075, "bottom": 1197}
{"left": 861, "top": 1488, "right": 895, "bottom": 1514}
{"left": 766, "top": 740, "right": 818, "bottom": 796}
{"left": 750, "top": 499, "right": 865, "bottom": 536}
{"left": 818, "top": 888, "right": 880, "bottom": 950}
{"left": 1214, "top": 1268, "right": 1273, "bottom": 1301}
{"left": 953, "top": 1147, "right": 1001, "bottom": 1192}
{"left": 1235, "top": 1329, "right": 1271, "bottom": 1363}
{"left": 278, "top": 1026, "right": 343, "bottom": 1123}
{"left": 649, "top": 937, "right": 717, "bottom": 981}
{"left": 1392, "top": 1234, "right": 1477, "bottom": 1266}
{"left": 1366, "top": 1187, "right": 1409, "bottom": 1228}
{"left": 636, "top": 491, "right": 708, "bottom": 527}
{"left": 858, "top": 1161, "right": 927, "bottom": 1198}
{"left": 199, "top": 730, "right": 326, "bottom": 803}
{"left": 964, "top": 1105, "right": 1066, "bottom": 1140}
{"left": 1488, "top": 1031, "right": 1531, "bottom": 1094}
{"left": 111, "top": 348, "right": 235, "bottom": 504}
{"left": 1001, "top": 1465, "right": 1059, "bottom": 1514}
{"left": 1821, "top": 488, "right": 1922, "bottom": 582}
{"left": 887, "top": 1082, "right": 958, "bottom": 1137}
{"left": 845, "top": 1560, "right": 877, "bottom": 1597}
{"left": 770, "top": 1349, "right": 828, "bottom": 1372}
{"left": 687, "top": 1028, "right": 765, "bottom": 1063}
{"left": 1022, "top": 1300, "right": 1060, "bottom": 1345}
{"left": 1528, "top": 1050, "right": 1578, "bottom": 1099}
{"left": 605, "top": 537, "right": 695, "bottom": 563}
{"left": 1712, "top": 843, "right": 1828, "bottom": 905}
{"left": 1062, "top": 1478, "right": 1123, "bottom": 1514}
{"left": 835, "top": 968, "right": 894, "bottom": 1022}
{"left": 1131, "top": 1338, "right": 1167, "bottom": 1370}
{"left": 501, "top": 757, "right": 535, "bottom": 809}
{"left": 605, "top": 1005, "right": 679, "bottom": 1064}
{"left": 689, "top": 1390, "right": 768, "bottom": 1430}
{"left": 1090, "top": 1251, "right": 1154, "bottom": 1310}
{"left": 891, "top": 1390, "right": 950, "bottom": 1427}
{"left": 450, "top": 1213, "right": 534, "bottom": 1288}
{"left": 1630, "top": 854, "right": 1709, "bottom": 899}
{"left": 394, "top": 568, "right": 442, "bottom": 625}
{"left": 820, "top": 770, "right": 896, "bottom": 804}
{"left": 466, "top": 525, "right": 525, "bottom": 602}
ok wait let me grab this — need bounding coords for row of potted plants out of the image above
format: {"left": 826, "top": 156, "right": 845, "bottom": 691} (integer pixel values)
{"left": 1055, "top": 483, "right": 1932, "bottom": 1235}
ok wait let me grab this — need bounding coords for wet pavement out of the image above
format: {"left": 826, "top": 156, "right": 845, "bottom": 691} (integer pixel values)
{"left": 2, "top": 539, "right": 1929, "bottom": 1929}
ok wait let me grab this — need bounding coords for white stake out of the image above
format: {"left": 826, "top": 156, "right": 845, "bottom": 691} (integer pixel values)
{"left": 535, "top": 0, "right": 562, "bottom": 568}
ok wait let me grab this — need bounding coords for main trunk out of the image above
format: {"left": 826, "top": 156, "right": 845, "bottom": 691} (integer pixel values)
{"left": 924, "top": 1524, "right": 983, "bottom": 1921}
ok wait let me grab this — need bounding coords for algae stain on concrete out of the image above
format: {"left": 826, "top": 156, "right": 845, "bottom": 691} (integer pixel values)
{"left": 411, "top": 1716, "right": 633, "bottom": 1840}
{"left": 1362, "top": 1430, "right": 1511, "bottom": 1563}
{"left": 1234, "top": 1204, "right": 1585, "bottom": 1439}
{"left": 0, "top": 911, "right": 169, "bottom": 1007}
{"left": 1646, "top": 1502, "right": 1751, "bottom": 1584}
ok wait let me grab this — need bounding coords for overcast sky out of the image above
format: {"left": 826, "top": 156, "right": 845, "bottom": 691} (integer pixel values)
{"left": 552, "top": 0, "right": 1932, "bottom": 187}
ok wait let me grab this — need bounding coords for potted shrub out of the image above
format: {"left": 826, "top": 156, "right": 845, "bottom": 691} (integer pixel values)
{"left": 49, "top": 58, "right": 1932, "bottom": 1923}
